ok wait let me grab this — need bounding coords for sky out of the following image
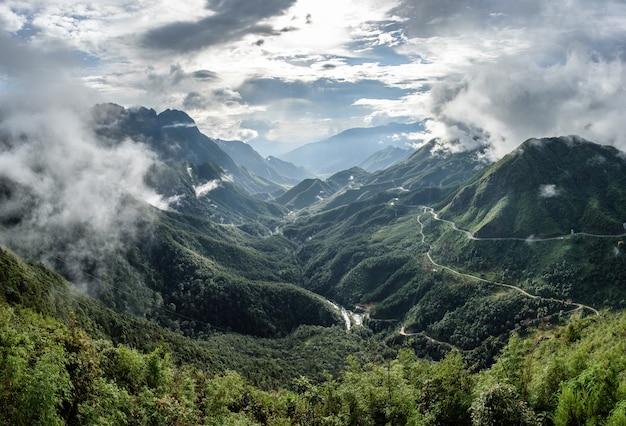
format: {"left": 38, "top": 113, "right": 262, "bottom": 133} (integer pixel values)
{"left": 2, "top": 0, "right": 626, "bottom": 158}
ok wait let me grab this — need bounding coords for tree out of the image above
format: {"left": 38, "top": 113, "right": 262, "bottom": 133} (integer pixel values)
{"left": 552, "top": 363, "right": 619, "bottom": 426}
{"left": 471, "top": 383, "right": 537, "bottom": 426}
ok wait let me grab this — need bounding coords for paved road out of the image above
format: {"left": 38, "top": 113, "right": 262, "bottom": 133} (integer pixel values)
{"left": 421, "top": 206, "right": 626, "bottom": 242}
{"left": 400, "top": 207, "right": 600, "bottom": 343}
{"left": 417, "top": 206, "right": 599, "bottom": 316}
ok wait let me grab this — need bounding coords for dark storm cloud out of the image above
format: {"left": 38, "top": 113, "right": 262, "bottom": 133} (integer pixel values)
{"left": 142, "top": 0, "right": 298, "bottom": 52}
{"left": 182, "top": 88, "right": 240, "bottom": 110}
{"left": 182, "top": 92, "right": 208, "bottom": 110}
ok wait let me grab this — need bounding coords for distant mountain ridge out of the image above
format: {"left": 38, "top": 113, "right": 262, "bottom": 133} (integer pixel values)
{"left": 214, "top": 139, "right": 313, "bottom": 185}
{"left": 357, "top": 146, "right": 413, "bottom": 172}
{"left": 275, "top": 167, "right": 371, "bottom": 210}
{"left": 279, "top": 122, "right": 424, "bottom": 175}
{"left": 275, "top": 139, "right": 487, "bottom": 211}
{"left": 440, "top": 136, "right": 626, "bottom": 237}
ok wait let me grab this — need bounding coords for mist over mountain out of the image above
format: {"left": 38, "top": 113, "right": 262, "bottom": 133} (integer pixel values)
{"left": 0, "top": 99, "right": 165, "bottom": 296}
{"left": 92, "top": 103, "right": 283, "bottom": 195}
{"left": 357, "top": 146, "right": 413, "bottom": 172}
{"left": 279, "top": 122, "right": 424, "bottom": 176}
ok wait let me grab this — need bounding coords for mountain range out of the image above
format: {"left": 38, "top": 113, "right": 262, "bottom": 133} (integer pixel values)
{"left": 3, "top": 105, "right": 626, "bottom": 413}
{"left": 278, "top": 121, "right": 424, "bottom": 176}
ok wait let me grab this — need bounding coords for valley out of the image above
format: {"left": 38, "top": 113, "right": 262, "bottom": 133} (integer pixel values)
{"left": 4, "top": 2, "right": 626, "bottom": 422}
{"left": 2, "top": 109, "right": 626, "bottom": 423}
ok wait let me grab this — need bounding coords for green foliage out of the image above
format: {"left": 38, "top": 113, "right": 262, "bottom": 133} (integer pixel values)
{"left": 0, "top": 242, "right": 382, "bottom": 390}
{"left": 470, "top": 383, "right": 537, "bottom": 426}
{"left": 416, "top": 350, "right": 475, "bottom": 425}
{"left": 441, "top": 136, "right": 626, "bottom": 238}
{"left": 5, "top": 294, "right": 626, "bottom": 425}
{"left": 553, "top": 363, "right": 620, "bottom": 425}
{"left": 0, "top": 306, "right": 72, "bottom": 425}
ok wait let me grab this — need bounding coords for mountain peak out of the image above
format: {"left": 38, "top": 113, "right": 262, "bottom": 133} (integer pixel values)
{"left": 158, "top": 109, "right": 196, "bottom": 127}
{"left": 512, "top": 135, "right": 614, "bottom": 157}
{"left": 441, "top": 136, "right": 626, "bottom": 237}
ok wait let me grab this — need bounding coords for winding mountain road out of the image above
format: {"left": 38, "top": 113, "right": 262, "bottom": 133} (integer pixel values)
{"left": 401, "top": 206, "right": 600, "bottom": 343}
{"left": 418, "top": 206, "right": 599, "bottom": 315}
{"left": 422, "top": 206, "right": 626, "bottom": 242}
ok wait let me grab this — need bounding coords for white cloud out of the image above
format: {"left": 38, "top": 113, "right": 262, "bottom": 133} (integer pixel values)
{"left": 0, "top": 4, "right": 26, "bottom": 32}
{"left": 0, "top": 34, "right": 164, "bottom": 285}
{"left": 539, "top": 184, "right": 560, "bottom": 198}
{"left": 2, "top": 0, "right": 626, "bottom": 155}
{"left": 194, "top": 179, "right": 222, "bottom": 197}
{"left": 424, "top": 48, "right": 626, "bottom": 159}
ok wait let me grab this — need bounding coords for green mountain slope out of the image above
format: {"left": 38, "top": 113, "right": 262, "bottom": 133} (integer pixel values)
{"left": 368, "top": 139, "right": 488, "bottom": 190}
{"left": 275, "top": 178, "right": 337, "bottom": 210}
{"left": 280, "top": 139, "right": 487, "bottom": 213}
{"left": 145, "top": 161, "right": 286, "bottom": 229}
{"left": 440, "top": 136, "right": 626, "bottom": 238}
{"left": 281, "top": 137, "right": 626, "bottom": 360}
{"left": 357, "top": 146, "right": 413, "bottom": 172}
{"left": 0, "top": 244, "right": 379, "bottom": 388}
{"left": 4, "top": 259, "right": 626, "bottom": 426}
{"left": 275, "top": 167, "right": 371, "bottom": 210}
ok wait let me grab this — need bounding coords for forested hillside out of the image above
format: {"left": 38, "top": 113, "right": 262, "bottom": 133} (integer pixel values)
{"left": 4, "top": 100, "right": 626, "bottom": 425}
{"left": 440, "top": 136, "right": 626, "bottom": 237}
{"left": 3, "top": 256, "right": 626, "bottom": 425}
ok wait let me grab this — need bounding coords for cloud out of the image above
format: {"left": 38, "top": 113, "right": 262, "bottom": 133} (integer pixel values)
{"left": 424, "top": 46, "right": 626, "bottom": 159}
{"left": 539, "top": 184, "right": 560, "bottom": 198}
{"left": 5, "top": 0, "right": 626, "bottom": 158}
{"left": 238, "top": 76, "right": 409, "bottom": 107}
{"left": 402, "top": 0, "right": 626, "bottom": 159}
{"left": 141, "top": 0, "right": 298, "bottom": 52}
{"left": 191, "top": 69, "right": 219, "bottom": 80}
{"left": 235, "top": 76, "right": 413, "bottom": 143}
{"left": 194, "top": 179, "right": 221, "bottom": 197}
{"left": 392, "top": 0, "right": 543, "bottom": 38}
{"left": 0, "top": 4, "right": 26, "bottom": 33}
{"left": 0, "top": 35, "right": 163, "bottom": 288}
